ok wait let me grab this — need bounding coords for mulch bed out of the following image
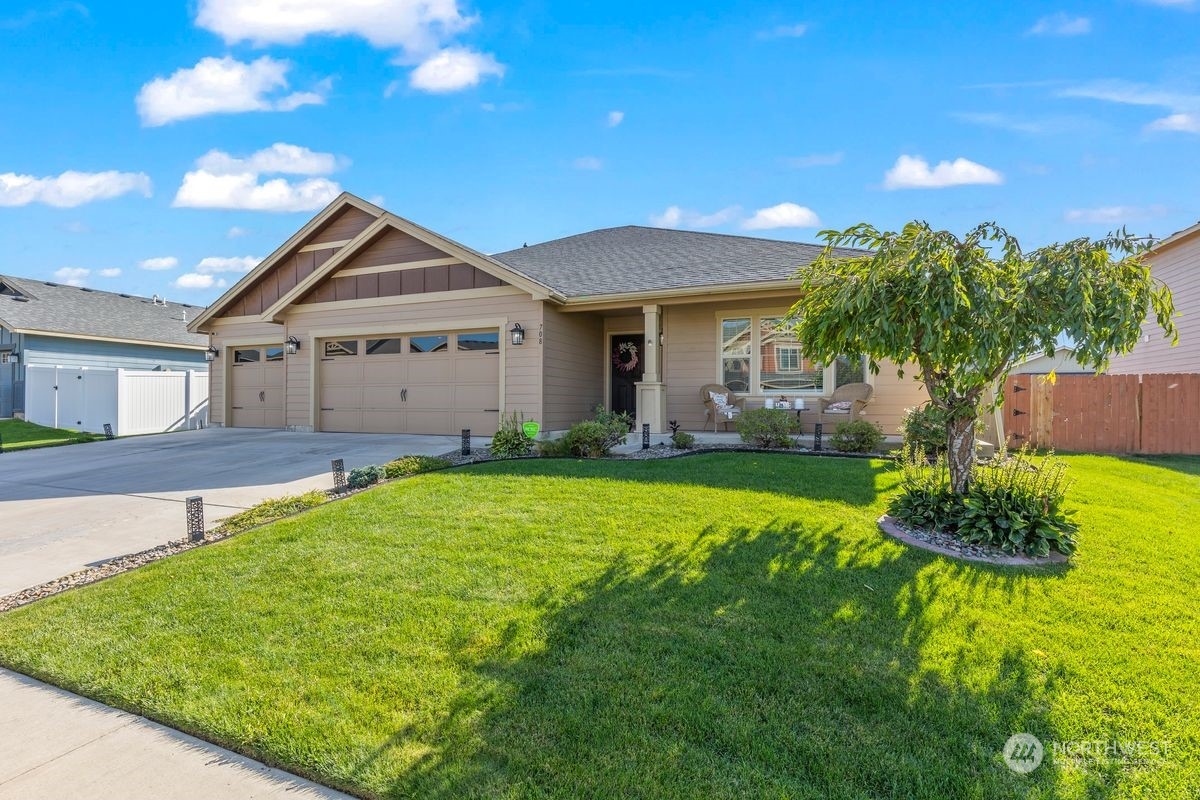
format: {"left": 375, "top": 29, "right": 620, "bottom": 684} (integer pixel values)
{"left": 877, "top": 514, "right": 1069, "bottom": 566}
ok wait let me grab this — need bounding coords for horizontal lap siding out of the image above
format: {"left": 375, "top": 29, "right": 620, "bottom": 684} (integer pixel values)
{"left": 864, "top": 364, "right": 929, "bottom": 436}
{"left": 543, "top": 306, "right": 604, "bottom": 431}
{"left": 1108, "top": 235, "right": 1200, "bottom": 374}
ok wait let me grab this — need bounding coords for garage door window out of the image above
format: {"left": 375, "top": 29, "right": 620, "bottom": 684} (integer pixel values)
{"left": 366, "top": 338, "right": 403, "bottom": 355}
{"left": 410, "top": 334, "right": 448, "bottom": 353}
{"left": 234, "top": 349, "right": 260, "bottom": 363}
{"left": 457, "top": 332, "right": 499, "bottom": 351}
{"left": 324, "top": 340, "right": 358, "bottom": 357}
{"left": 265, "top": 346, "right": 285, "bottom": 362}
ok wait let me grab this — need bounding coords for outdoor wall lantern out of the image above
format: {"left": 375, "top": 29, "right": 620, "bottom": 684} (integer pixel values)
{"left": 286, "top": 336, "right": 301, "bottom": 355}
{"left": 510, "top": 323, "right": 525, "bottom": 346}
{"left": 205, "top": 345, "right": 219, "bottom": 362}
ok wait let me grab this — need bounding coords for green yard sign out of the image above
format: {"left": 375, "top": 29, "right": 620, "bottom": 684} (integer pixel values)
{"left": 522, "top": 421, "right": 541, "bottom": 439}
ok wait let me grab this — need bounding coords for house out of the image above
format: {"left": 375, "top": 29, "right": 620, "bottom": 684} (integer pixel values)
{"left": 0, "top": 276, "right": 209, "bottom": 419}
{"left": 1108, "top": 221, "right": 1197, "bottom": 374}
{"left": 187, "top": 193, "right": 929, "bottom": 436}
{"left": 1011, "top": 346, "right": 1093, "bottom": 376}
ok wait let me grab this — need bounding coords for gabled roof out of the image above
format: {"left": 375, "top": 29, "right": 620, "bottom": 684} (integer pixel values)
{"left": 188, "top": 192, "right": 386, "bottom": 331}
{"left": 0, "top": 275, "right": 207, "bottom": 348}
{"left": 491, "top": 226, "right": 865, "bottom": 299}
{"left": 1149, "top": 220, "right": 1200, "bottom": 254}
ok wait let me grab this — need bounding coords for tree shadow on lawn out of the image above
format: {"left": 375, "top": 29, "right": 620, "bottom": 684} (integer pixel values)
{"left": 367, "top": 520, "right": 1102, "bottom": 799}
{"left": 1116, "top": 454, "right": 1200, "bottom": 478}
{"left": 463, "top": 453, "right": 894, "bottom": 506}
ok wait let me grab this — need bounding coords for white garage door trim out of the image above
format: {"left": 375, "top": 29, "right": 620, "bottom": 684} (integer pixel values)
{"left": 303, "top": 317, "right": 509, "bottom": 429}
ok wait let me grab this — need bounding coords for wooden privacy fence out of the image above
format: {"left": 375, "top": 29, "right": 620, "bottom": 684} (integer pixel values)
{"left": 1003, "top": 373, "right": 1200, "bottom": 455}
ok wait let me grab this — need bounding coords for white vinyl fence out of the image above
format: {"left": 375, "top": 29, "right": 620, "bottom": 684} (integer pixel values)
{"left": 25, "top": 366, "right": 208, "bottom": 436}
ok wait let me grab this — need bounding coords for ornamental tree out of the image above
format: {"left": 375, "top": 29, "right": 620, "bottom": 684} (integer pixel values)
{"left": 785, "top": 221, "right": 1177, "bottom": 494}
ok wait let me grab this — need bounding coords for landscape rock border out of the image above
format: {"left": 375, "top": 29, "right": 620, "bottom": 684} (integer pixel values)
{"left": 878, "top": 514, "right": 1069, "bottom": 566}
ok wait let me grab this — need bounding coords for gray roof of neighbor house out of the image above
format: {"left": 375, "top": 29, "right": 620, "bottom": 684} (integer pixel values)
{"left": 0, "top": 275, "right": 207, "bottom": 348}
{"left": 491, "top": 225, "right": 864, "bottom": 298}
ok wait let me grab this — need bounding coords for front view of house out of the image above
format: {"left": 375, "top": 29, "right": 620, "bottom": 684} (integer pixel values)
{"left": 189, "top": 193, "right": 927, "bottom": 436}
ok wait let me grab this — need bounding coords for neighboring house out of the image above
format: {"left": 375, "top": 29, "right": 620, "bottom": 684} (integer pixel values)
{"left": 1108, "top": 221, "right": 1198, "bottom": 374}
{"left": 188, "top": 193, "right": 928, "bottom": 436}
{"left": 1011, "top": 346, "right": 1093, "bottom": 376}
{"left": 0, "top": 276, "right": 208, "bottom": 418}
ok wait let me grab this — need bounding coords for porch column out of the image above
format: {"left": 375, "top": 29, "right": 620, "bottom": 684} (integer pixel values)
{"left": 635, "top": 304, "right": 667, "bottom": 434}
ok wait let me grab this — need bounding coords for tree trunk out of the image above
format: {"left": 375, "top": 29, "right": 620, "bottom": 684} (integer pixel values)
{"left": 946, "top": 414, "right": 976, "bottom": 495}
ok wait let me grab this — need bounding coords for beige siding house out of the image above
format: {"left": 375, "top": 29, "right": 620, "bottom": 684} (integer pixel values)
{"left": 189, "top": 193, "right": 928, "bottom": 437}
{"left": 1108, "top": 222, "right": 1199, "bottom": 374}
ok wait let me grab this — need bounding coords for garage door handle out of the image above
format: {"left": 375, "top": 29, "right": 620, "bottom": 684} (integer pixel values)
{"left": 483, "top": 408, "right": 500, "bottom": 412}
{"left": 259, "top": 391, "right": 266, "bottom": 402}
{"left": 232, "top": 406, "right": 244, "bottom": 410}
{"left": 401, "top": 388, "right": 407, "bottom": 402}
{"left": 320, "top": 407, "right": 334, "bottom": 411}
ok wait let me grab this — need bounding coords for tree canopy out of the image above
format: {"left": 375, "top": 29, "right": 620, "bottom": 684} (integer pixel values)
{"left": 786, "top": 221, "right": 1177, "bottom": 491}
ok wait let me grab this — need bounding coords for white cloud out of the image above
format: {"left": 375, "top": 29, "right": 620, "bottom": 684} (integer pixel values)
{"left": 607, "top": 110, "right": 624, "bottom": 127}
{"left": 1059, "top": 79, "right": 1200, "bottom": 134}
{"left": 742, "top": 203, "right": 821, "bottom": 230}
{"left": 196, "top": 0, "right": 474, "bottom": 52}
{"left": 174, "top": 273, "right": 229, "bottom": 290}
{"left": 882, "top": 155, "right": 1004, "bottom": 190}
{"left": 54, "top": 267, "right": 89, "bottom": 287}
{"left": 1137, "top": 0, "right": 1195, "bottom": 7}
{"left": 573, "top": 156, "right": 603, "bottom": 171}
{"left": 1146, "top": 112, "right": 1200, "bottom": 132}
{"left": 227, "top": 226, "right": 249, "bottom": 238}
{"left": 139, "top": 256, "right": 179, "bottom": 271}
{"left": 1028, "top": 13, "right": 1091, "bottom": 36}
{"left": 0, "top": 170, "right": 151, "bottom": 208}
{"left": 196, "top": 143, "right": 344, "bottom": 176}
{"left": 1064, "top": 205, "right": 1168, "bottom": 224}
{"left": 408, "top": 48, "right": 504, "bottom": 93}
{"left": 136, "top": 56, "right": 327, "bottom": 126}
{"left": 174, "top": 171, "right": 342, "bottom": 212}
{"left": 785, "top": 152, "right": 843, "bottom": 168}
{"left": 98, "top": 268, "right": 123, "bottom": 278}
{"left": 196, "top": 256, "right": 262, "bottom": 273}
{"left": 649, "top": 205, "right": 741, "bottom": 229}
{"left": 757, "top": 23, "right": 808, "bottom": 39}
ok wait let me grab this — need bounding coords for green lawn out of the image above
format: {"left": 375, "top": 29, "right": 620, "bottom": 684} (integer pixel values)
{"left": 0, "top": 418, "right": 102, "bottom": 451}
{"left": 0, "top": 454, "right": 1196, "bottom": 798}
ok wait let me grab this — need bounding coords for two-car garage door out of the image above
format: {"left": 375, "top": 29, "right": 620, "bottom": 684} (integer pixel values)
{"left": 317, "top": 329, "right": 500, "bottom": 435}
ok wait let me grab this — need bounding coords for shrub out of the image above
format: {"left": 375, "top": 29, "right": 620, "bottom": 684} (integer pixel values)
{"left": 900, "top": 404, "right": 950, "bottom": 457}
{"left": 830, "top": 420, "right": 885, "bottom": 453}
{"left": 889, "top": 447, "right": 1077, "bottom": 557}
{"left": 384, "top": 455, "right": 451, "bottom": 479}
{"left": 671, "top": 430, "right": 696, "bottom": 449}
{"left": 737, "top": 408, "right": 795, "bottom": 448}
{"left": 490, "top": 412, "right": 535, "bottom": 458}
{"left": 211, "top": 490, "right": 328, "bottom": 536}
{"left": 562, "top": 405, "right": 632, "bottom": 458}
{"left": 536, "top": 437, "right": 572, "bottom": 457}
{"left": 348, "top": 464, "right": 386, "bottom": 489}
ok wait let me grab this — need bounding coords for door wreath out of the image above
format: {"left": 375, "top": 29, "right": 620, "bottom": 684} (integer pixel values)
{"left": 611, "top": 341, "right": 640, "bottom": 373}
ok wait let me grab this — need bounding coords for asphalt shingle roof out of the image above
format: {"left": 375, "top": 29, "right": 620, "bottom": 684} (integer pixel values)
{"left": 0, "top": 275, "right": 207, "bottom": 348}
{"left": 491, "top": 225, "right": 864, "bottom": 298}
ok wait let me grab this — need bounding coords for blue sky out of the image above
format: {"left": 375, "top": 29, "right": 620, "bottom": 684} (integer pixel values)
{"left": 1, "top": 0, "right": 1198, "bottom": 303}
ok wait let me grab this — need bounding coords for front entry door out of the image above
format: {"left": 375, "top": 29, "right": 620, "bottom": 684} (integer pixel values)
{"left": 609, "top": 334, "right": 644, "bottom": 419}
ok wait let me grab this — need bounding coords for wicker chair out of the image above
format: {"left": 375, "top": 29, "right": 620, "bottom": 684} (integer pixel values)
{"left": 798, "top": 382, "right": 875, "bottom": 430}
{"left": 701, "top": 383, "right": 746, "bottom": 432}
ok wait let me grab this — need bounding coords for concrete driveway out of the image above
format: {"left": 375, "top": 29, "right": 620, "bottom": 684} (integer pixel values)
{"left": 0, "top": 427, "right": 467, "bottom": 597}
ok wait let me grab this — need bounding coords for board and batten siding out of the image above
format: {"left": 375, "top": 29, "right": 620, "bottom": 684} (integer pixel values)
{"left": 208, "top": 293, "right": 544, "bottom": 429}
{"left": 661, "top": 299, "right": 929, "bottom": 434}
{"left": 1108, "top": 233, "right": 1200, "bottom": 374}
{"left": 542, "top": 306, "right": 604, "bottom": 431}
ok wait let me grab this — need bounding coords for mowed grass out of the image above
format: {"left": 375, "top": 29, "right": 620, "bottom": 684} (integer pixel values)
{"left": 0, "top": 418, "right": 101, "bottom": 451}
{"left": 0, "top": 454, "right": 1197, "bottom": 798}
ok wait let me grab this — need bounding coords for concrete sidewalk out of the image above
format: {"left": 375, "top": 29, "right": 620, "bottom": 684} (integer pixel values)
{"left": 0, "top": 669, "right": 351, "bottom": 800}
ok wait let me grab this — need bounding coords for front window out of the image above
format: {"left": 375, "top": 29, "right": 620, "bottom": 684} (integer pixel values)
{"left": 720, "top": 318, "right": 752, "bottom": 392}
{"left": 718, "top": 314, "right": 866, "bottom": 395}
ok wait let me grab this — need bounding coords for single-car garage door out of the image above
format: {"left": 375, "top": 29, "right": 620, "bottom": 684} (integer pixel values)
{"left": 230, "top": 345, "right": 285, "bottom": 428}
{"left": 318, "top": 330, "right": 500, "bottom": 435}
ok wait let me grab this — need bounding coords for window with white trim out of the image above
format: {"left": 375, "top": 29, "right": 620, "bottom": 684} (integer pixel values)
{"left": 718, "top": 314, "right": 867, "bottom": 395}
